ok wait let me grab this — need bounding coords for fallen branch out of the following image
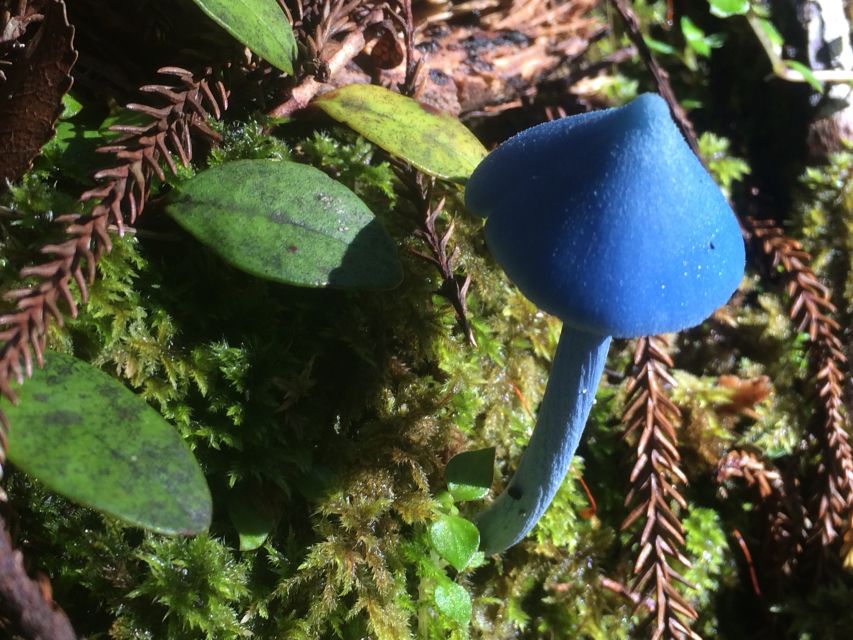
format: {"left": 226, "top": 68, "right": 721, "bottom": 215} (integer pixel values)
{"left": 0, "top": 513, "right": 76, "bottom": 640}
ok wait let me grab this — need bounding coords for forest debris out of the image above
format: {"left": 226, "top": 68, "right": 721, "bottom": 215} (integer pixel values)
{"left": 747, "top": 216, "right": 853, "bottom": 550}
{"left": 717, "top": 374, "right": 772, "bottom": 419}
{"left": 0, "top": 0, "right": 76, "bottom": 190}
{"left": 0, "top": 514, "right": 76, "bottom": 640}
{"left": 385, "top": 0, "right": 601, "bottom": 115}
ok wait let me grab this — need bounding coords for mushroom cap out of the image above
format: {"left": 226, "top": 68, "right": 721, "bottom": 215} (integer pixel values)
{"left": 465, "top": 93, "right": 744, "bottom": 338}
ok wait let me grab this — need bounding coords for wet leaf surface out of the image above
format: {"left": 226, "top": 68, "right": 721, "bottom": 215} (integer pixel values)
{"left": 428, "top": 514, "right": 479, "bottom": 571}
{"left": 434, "top": 578, "right": 472, "bottom": 624}
{"left": 446, "top": 447, "right": 495, "bottom": 502}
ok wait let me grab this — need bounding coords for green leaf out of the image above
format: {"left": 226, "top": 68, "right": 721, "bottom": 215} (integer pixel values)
{"left": 681, "top": 16, "right": 711, "bottom": 57}
{"left": 428, "top": 514, "right": 480, "bottom": 571}
{"left": 226, "top": 489, "right": 274, "bottom": 551}
{"left": 60, "top": 93, "right": 83, "bottom": 119}
{"left": 707, "top": 0, "right": 750, "bottom": 18}
{"left": 3, "top": 352, "right": 211, "bottom": 535}
{"left": 190, "top": 0, "right": 295, "bottom": 74}
{"left": 434, "top": 578, "right": 472, "bottom": 624}
{"left": 37, "top": 121, "right": 102, "bottom": 182}
{"left": 446, "top": 447, "right": 495, "bottom": 502}
{"left": 785, "top": 60, "right": 824, "bottom": 92}
{"left": 644, "top": 36, "right": 677, "bottom": 56}
{"left": 100, "top": 109, "right": 152, "bottom": 141}
{"left": 167, "top": 159, "right": 403, "bottom": 289}
{"left": 314, "top": 84, "right": 487, "bottom": 182}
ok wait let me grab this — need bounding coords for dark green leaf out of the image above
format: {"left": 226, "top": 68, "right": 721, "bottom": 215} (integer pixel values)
{"left": 4, "top": 352, "right": 211, "bottom": 535}
{"left": 190, "top": 0, "right": 295, "bottom": 74}
{"left": 226, "top": 489, "right": 275, "bottom": 551}
{"left": 446, "top": 447, "right": 495, "bottom": 502}
{"left": 434, "top": 578, "right": 472, "bottom": 624}
{"left": 167, "top": 159, "right": 403, "bottom": 289}
{"left": 707, "top": 0, "right": 750, "bottom": 18}
{"left": 428, "top": 514, "right": 479, "bottom": 571}
{"left": 314, "top": 84, "right": 487, "bottom": 182}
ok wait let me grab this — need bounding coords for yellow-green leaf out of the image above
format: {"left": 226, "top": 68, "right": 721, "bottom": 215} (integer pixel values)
{"left": 314, "top": 84, "right": 487, "bottom": 182}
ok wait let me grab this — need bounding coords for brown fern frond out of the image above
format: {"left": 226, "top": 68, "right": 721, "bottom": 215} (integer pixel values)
{"left": 0, "top": 66, "right": 228, "bottom": 466}
{"left": 747, "top": 216, "right": 852, "bottom": 550}
{"left": 622, "top": 336, "right": 700, "bottom": 640}
{"left": 715, "top": 450, "right": 805, "bottom": 577}
{"left": 402, "top": 170, "right": 474, "bottom": 345}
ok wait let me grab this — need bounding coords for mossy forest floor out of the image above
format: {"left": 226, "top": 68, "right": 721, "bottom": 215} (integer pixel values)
{"left": 1, "top": 1, "right": 851, "bottom": 638}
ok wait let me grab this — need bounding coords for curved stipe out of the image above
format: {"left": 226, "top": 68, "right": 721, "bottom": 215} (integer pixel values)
{"left": 476, "top": 327, "right": 611, "bottom": 554}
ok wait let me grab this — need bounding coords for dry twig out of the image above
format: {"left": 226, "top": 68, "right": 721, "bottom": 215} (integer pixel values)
{"left": 607, "top": 0, "right": 698, "bottom": 154}
{"left": 402, "top": 171, "right": 475, "bottom": 345}
{"left": 0, "top": 513, "right": 76, "bottom": 640}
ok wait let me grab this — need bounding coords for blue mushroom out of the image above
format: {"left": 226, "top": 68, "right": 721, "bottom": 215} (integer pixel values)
{"left": 465, "top": 93, "right": 745, "bottom": 554}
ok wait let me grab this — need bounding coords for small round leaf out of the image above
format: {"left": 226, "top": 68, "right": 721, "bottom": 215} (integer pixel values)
{"left": 4, "top": 352, "right": 211, "bottom": 535}
{"left": 428, "top": 514, "right": 480, "bottom": 572}
{"left": 434, "top": 578, "right": 472, "bottom": 624}
{"left": 226, "top": 488, "right": 275, "bottom": 551}
{"left": 167, "top": 159, "right": 402, "bottom": 290}
{"left": 446, "top": 447, "right": 495, "bottom": 502}
{"left": 314, "top": 84, "right": 487, "bottom": 182}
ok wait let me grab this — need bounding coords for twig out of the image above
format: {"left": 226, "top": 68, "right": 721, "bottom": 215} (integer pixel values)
{"left": 599, "top": 576, "right": 656, "bottom": 612}
{"left": 395, "top": 0, "right": 420, "bottom": 96}
{"left": 267, "top": 28, "right": 366, "bottom": 118}
{"left": 607, "top": 0, "right": 699, "bottom": 155}
{"left": 732, "top": 528, "right": 763, "bottom": 597}
{"left": 0, "top": 513, "right": 76, "bottom": 640}
{"left": 745, "top": 13, "right": 853, "bottom": 85}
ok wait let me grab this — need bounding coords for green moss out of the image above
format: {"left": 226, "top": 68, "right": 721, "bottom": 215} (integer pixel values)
{"left": 791, "top": 149, "right": 852, "bottom": 323}
{"left": 6, "top": 55, "right": 853, "bottom": 637}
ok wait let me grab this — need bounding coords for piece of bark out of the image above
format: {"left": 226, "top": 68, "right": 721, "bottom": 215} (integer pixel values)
{"left": 0, "top": 514, "right": 77, "bottom": 640}
{"left": 0, "top": 0, "right": 76, "bottom": 191}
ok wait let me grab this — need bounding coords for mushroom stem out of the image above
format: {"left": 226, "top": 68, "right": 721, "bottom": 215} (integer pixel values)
{"left": 476, "top": 326, "right": 611, "bottom": 554}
